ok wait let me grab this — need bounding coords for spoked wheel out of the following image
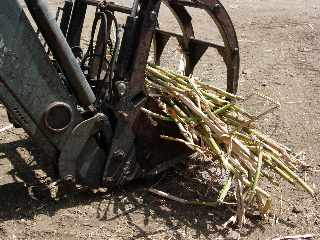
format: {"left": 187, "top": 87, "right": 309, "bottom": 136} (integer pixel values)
{"left": 152, "top": 0, "right": 240, "bottom": 94}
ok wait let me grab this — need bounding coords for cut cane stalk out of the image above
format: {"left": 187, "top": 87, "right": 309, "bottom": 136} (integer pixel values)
{"left": 145, "top": 64, "right": 314, "bottom": 219}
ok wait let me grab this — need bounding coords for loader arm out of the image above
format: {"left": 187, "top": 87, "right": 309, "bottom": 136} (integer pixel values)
{"left": 0, "top": 0, "right": 240, "bottom": 189}
{"left": 0, "top": 0, "right": 110, "bottom": 186}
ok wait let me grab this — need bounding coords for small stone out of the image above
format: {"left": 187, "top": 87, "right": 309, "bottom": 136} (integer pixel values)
{"left": 292, "top": 205, "right": 303, "bottom": 214}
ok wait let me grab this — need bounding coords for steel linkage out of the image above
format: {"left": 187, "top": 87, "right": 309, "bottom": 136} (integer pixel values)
{"left": 44, "top": 0, "right": 240, "bottom": 186}
{"left": 0, "top": 0, "right": 240, "bottom": 189}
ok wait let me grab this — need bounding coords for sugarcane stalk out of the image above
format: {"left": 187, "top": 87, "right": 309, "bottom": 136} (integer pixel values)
{"left": 149, "top": 188, "right": 220, "bottom": 208}
{"left": 202, "top": 91, "right": 229, "bottom": 106}
{"left": 251, "top": 147, "right": 263, "bottom": 192}
{"left": 160, "top": 135, "right": 206, "bottom": 155}
{"left": 228, "top": 157, "right": 248, "bottom": 175}
{"left": 266, "top": 152, "right": 314, "bottom": 196}
{"left": 241, "top": 177, "right": 271, "bottom": 198}
{"left": 147, "top": 75, "right": 187, "bottom": 94}
{"left": 171, "top": 91, "right": 225, "bottom": 137}
{"left": 145, "top": 63, "right": 314, "bottom": 219}
{"left": 263, "top": 154, "right": 295, "bottom": 184}
{"left": 147, "top": 65, "right": 189, "bottom": 88}
{"left": 218, "top": 174, "right": 234, "bottom": 203}
{"left": 140, "top": 107, "right": 173, "bottom": 122}
{"left": 199, "top": 124, "right": 232, "bottom": 169}
{"left": 214, "top": 103, "right": 234, "bottom": 115}
{"left": 197, "top": 81, "right": 244, "bottom": 101}
{"left": 249, "top": 129, "right": 291, "bottom": 153}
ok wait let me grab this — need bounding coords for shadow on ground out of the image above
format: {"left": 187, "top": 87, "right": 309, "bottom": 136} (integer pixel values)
{"left": 0, "top": 137, "right": 287, "bottom": 239}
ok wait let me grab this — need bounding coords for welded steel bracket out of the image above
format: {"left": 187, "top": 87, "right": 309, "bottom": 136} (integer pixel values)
{"left": 58, "top": 113, "right": 110, "bottom": 185}
{"left": 0, "top": 0, "right": 83, "bottom": 159}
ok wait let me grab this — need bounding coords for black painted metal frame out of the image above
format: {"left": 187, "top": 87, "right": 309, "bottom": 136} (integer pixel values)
{"left": 1, "top": 0, "right": 240, "bottom": 188}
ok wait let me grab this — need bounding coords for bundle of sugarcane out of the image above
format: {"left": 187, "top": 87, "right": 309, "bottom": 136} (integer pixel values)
{"left": 143, "top": 63, "right": 314, "bottom": 222}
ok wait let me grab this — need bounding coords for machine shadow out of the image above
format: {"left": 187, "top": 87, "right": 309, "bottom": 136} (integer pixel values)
{"left": 0, "top": 137, "right": 284, "bottom": 239}
{"left": 95, "top": 181, "right": 237, "bottom": 240}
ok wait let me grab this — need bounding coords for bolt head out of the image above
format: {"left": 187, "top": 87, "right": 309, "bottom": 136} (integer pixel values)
{"left": 150, "top": 10, "right": 157, "bottom": 21}
{"left": 113, "top": 149, "right": 126, "bottom": 160}
{"left": 212, "top": 3, "right": 221, "bottom": 11}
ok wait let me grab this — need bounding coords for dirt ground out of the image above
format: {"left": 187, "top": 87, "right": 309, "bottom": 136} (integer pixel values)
{"left": 1, "top": 0, "right": 320, "bottom": 239}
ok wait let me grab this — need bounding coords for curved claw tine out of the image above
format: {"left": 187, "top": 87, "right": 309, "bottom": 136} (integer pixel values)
{"left": 154, "top": 0, "right": 240, "bottom": 93}
{"left": 195, "top": 0, "right": 240, "bottom": 93}
{"left": 163, "top": 1, "right": 195, "bottom": 74}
